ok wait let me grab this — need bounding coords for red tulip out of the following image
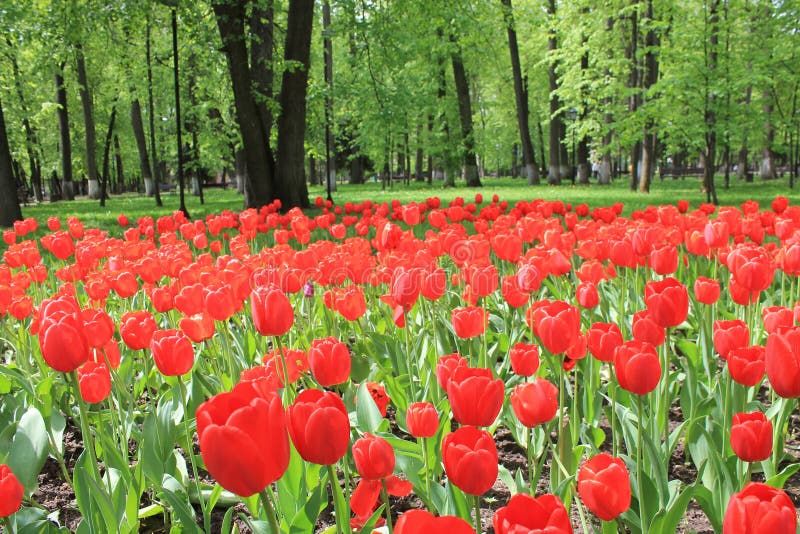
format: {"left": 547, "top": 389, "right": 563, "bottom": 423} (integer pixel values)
{"left": 0, "top": 464, "right": 23, "bottom": 517}
{"left": 451, "top": 306, "right": 488, "bottom": 339}
{"left": 179, "top": 312, "right": 216, "bottom": 343}
{"left": 81, "top": 308, "right": 114, "bottom": 348}
{"left": 577, "top": 453, "right": 631, "bottom": 521}
{"left": 442, "top": 426, "right": 498, "bottom": 496}
{"left": 510, "top": 378, "right": 559, "bottom": 428}
{"left": 694, "top": 276, "right": 721, "bottom": 305}
{"left": 39, "top": 316, "right": 90, "bottom": 373}
{"left": 765, "top": 326, "right": 800, "bottom": 398}
{"left": 722, "top": 482, "right": 796, "bottom": 534}
{"left": 120, "top": 310, "right": 158, "bottom": 351}
{"left": 528, "top": 300, "right": 581, "bottom": 354}
{"left": 352, "top": 434, "right": 395, "bottom": 480}
{"left": 205, "top": 285, "right": 239, "bottom": 322}
{"left": 493, "top": 493, "right": 572, "bottom": 534}
{"left": 501, "top": 274, "right": 530, "bottom": 308}
{"left": 761, "top": 306, "right": 793, "bottom": 335}
{"left": 446, "top": 366, "right": 504, "bottom": 427}
{"left": 576, "top": 281, "right": 599, "bottom": 309}
{"left": 197, "top": 382, "right": 289, "bottom": 497}
{"left": 77, "top": 361, "right": 112, "bottom": 404}
{"left": 365, "top": 381, "right": 391, "bottom": 417}
{"left": 287, "top": 389, "right": 349, "bottom": 465}
{"left": 406, "top": 402, "right": 439, "bottom": 438}
{"left": 150, "top": 329, "right": 195, "bottom": 376}
{"left": 587, "top": 322, "right": 623, "bottom": 362}
{"left": 632, "top": 309, "right": 666, "bottom": 346}
{"left": 713, "top": 319, "right": 750, "bottom": 360}
{"left": 614, "top": 340, "right": 661, "bottom": 395}
{"left": 728, "top": 346, "right": 766, "bottom": 387}
{"left": 308, "top": 337, "right": 351, "bottom": 387}
{"left": 649, "top": 243, "right": 678, "bottom": 275}
{"left": 727, "top": 245, "right": 774, "bottom": 293}
{"left": 436, "top": 353, "right": 468, "bottom": 390}
{"left": 250, "top": 285, "right": 294, "bottom": 337}
{"left": 509, "top": 342, "right": 540, "bottom": 376}
{"left": 395, "top": 509, "right": 474, "bottom": 534}
{"left": 645, "top": 277, "right": 688, "bottom": 328}
{"left": 730, "top": 411, "right": 773, "bottom": 462}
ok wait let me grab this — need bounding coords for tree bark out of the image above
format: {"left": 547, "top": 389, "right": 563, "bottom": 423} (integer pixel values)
{"left": 323, "top": 0, "right": 337, "bottom": 194}
{"left": 546, "top": 0, "right": 563, "bottom": 184}
{"left": 250, "top": 0, "right": 275, "bottom": 139}
{"left": 76, "top": 43, "right": 100, "bottom": 199}
{"left": 145, "top": 16, "right": 163, "bottom": 205}
{"left": 639, "top": 0, "right": 659, "bottom": 193}
{"left": 577, "top": 36, "right": 591, "bottom": 185}
{"left": 55, "top": 66, "right": 74, "bottom": 200}
{"left": 627, "top": 1, "right": 641, "bottom": 191}
{"left": 7, "top": 37, "right": 43, "bottom": 202}
{"left": 451, "top": 44, "right": 482, "bottom": 187}
{"left": 761, "top": 91, "right": 776, "bottom": 180}
{"left": 501, "top": 0, "right": 538, "bottom": 184}
{"left": 171, "top": 9, "right": 189, "bottom": 218}
{"left": 275, "top": 0, "right": 314, "bottom": 209}
{"left": 130, "top": 97, "right": 153, "bottom": 193}
{"left": 100, "top": 102, "right": 117, "bottom": 207}
{"left": 703, "top": 0, "right": 719, "bottom": 204}
{"left": 213, "top": 0, "right": 275, "bottom": 208}
{"left": 0, "top": 94, "right": 23, "bottom": 226}
{"left": 114, "top": 134, "right": 124, "bottom": 194}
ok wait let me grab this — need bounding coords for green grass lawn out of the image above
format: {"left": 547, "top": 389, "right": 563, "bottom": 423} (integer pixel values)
{"left": 19, "top": 175, "right": 795, "bottom": 232}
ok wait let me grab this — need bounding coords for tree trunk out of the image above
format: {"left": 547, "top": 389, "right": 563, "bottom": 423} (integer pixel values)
{"left": 323, "top": 0, "right": 337, "bottom": 195}
{"left": 501, "top": 0, "right": 538, "bottom": 185}
{"left": 145, "top": 16, "right": 163, "bottom": 205}
{"left": 187, "top": 55, "right": 204, "bottom": 204}
{"left": 131, "top": 97, "right": 153, "bottom": 194}
{"left": 7, "top": 37, "right": 43, "bottom": 202}
{"left": 546, "top": 0, "right": 562, "bottom": 184}
{"left": 114, "top": 134, "right": 124, "bottom": 194}
{"left": 76, "top": 43, "right": 100, "bottom": 199}
{"left": 214, "top": 1, "right": 275, "bottom": 208}
{"left": 171, "top": 9, "right": 189, "bottom": 218}
{"left": 100, "top": 102, "right": 117, "bottom": 207}
{"left": 451, "top": 45, "right": 482, "bottom": 187}
{"left": 761, "top": 91, "right": 776, "bottom": 180}
{"left": 577, "top": 41, "right": 591, "bottom": 185}
{"left": 235, "top": 149, "right": 246, "bottom": 193}
{"left": 250, "top": 0, "right": 275, "bottom": 139}
{"left": 703, "top": 0, "right": 719, "bottom": 204}
{"left": 275, "top": 0, "right": 314, "bottom": 209}
{"left": 0, "top": 95, "right": 23, "bottom": 226}
{"left": 415, "top": 123, "right": 424, "bottom": 181}
{"left": 55, "top": 66, "right": 74, "bottom": 201}
{"left": 638, "top": 0, "right": 658, "bottom": 193}
{"left": 627, "top": 1, "right": 641, "bottom": 191}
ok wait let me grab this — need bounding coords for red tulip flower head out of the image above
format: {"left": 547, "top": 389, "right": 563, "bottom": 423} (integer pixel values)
{"left": 730, "top": 411, "right": 773, "bottom": 462}
{"left": 353, "top": 433, "right": 395, "bottom": 480}
{"left": 577, "top": 454, "right": 631, "bottom": 521}
{"left": 0, "top": 464, "right": 24, "bottom": 517}
{"left": 713, "top": 320, "right": 750, "bottom": 360}
{"left": 250, "top": 285, "right": 294, "bottom": 337}
{"left": 587, "top": 322, "right": 623, "bottom": 362}
{"left": 645, "top": 277, "right": 689, "bottom": 328}
{"left": 727, "top": 346, "right": 766, "bottom": 387}
{"left": 394, "top": 510, "right": 474, "bottom": 534}
{"left": 528, "top": 300, "right": 581, "bottom": 354}
{"left": 150, "top": 329, "right": 195, "bottom": 376}
{"left": 442, "top": 426, "right": 498, "bottom": 496}
{"left": 493, "top": 493, "right": 573, "bottom": 534}
{"left": 287, "top": 389, "right": 350, "bottom": 465}
{"left": 694, "top": 276, "right": 721, "bottom": 305}
{"left": 614, "top": 340, "right": 662, "bottom": 395}
{"left": 450, "top": 306, "right": 488, "bottom": 339}
{"left": 196, "top": 382, "right": 290, "bottom": 497}
{"left": 765, "top": 326, "right": 800, "bottom": 398}
{"left": 77, "top": 361, "right": 112, "bottom": 404}
{"left": 120, "top": 310, "right": 158, "bottom": 351}
{"left": 510, "top": 378, "right": 559, "bottom": 428}
{"left": 632, "top": 309, "right": 667, "bottom": 347}
{"left": 308, "top": 336, "right": 351, "bottom": 387}
{"left": 436, "top": 353, "right": 468, "bottom": 390}
{"left": 446, "top": 366, "right": 504, "bottom": 427}
{"left": 722, "top": 482, "right": 796, "bottom": 534}
{"left": 576, "top": 281, "right": 599, "bottom": 309}
{"left": 406, "top": 402, "right": 439, "bottom": 438}
{"left": 509, "top": 342, "right": 540, "bottom": 376}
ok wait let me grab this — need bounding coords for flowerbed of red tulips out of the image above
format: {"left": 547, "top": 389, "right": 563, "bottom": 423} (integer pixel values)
{"left": 1, "top": 193, "right": 800, "bottom": 533}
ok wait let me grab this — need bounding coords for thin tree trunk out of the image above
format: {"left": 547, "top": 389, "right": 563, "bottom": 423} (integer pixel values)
{"left": 761, "top": 92, "right": 776, "bottom": 180}
{"left": 0, "top": 95, "right": 23, "bottom": 226}
{"left": 451, "top": 43, "right": 482, "bottom": 187}
{"left": 546, "top": 0, "right": 563, "bottom": 184}
{"left": 275, "top": 0, "right": 314, "bottom": 209}
{"left": 131, "top": 97, "right": 153, "bottom": 193}
{"left": 55, "top": 66, "right": 74, "bottom": 200}
{"left": 99, "top": 102, "right": 117, "bottom": 207}
{"left": 323, "top": 0, "right": 337, "bottom": 195}
{"left": 7, "top": 37, "right": 42, "bottom": 202}
{"left": 703, "top": 0, "right": 719, "bottom": 204}
{"left": 501, "top": 0, "right": 538, "bottom": 184}
{"left": 145, "top": 15, "right": 163, "bottom": 205}
{"left": 114, "top": 134, "right": 124, "bottom": 194}
{"left": 76, "top": 43, "right": 100, "bottom": 199}
{"left": 171, "top": 9, "right": 189, "bottom": 218}
{"left": 415, "top": 123, "right": 424, "bottom": 181}
{"left": 577, "top": 37, "right": 591, "bottom": 184}
{"left": 214, "top": 1, "right": 275, "bottom": 208}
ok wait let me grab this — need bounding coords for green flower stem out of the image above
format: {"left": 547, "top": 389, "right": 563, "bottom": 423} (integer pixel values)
{"left": 381, "top": 479, "right": 394, "bottom": 534}
{"left": 69, "top": 372, "right": 106, "bottom": 492}
{"left": 403, "top": 318, "right": 418, "bottom": 401}
{"left": 609, "top": 363, "right": 619, "bottom": 457}
{"left": 420, "top": 437, "right": 431, "bottom": 501}
{"left": 272, "top": 335, "right": 295, "bottom": 404}
{"left": 259, "top": 489, "right": 280, "bottom": 534}
{"left": 178, "top": 377, "right": 209, "bottom": 533}
{"left": 4, "top": 515, "right": 14, "bottom": 533}
{"left": 472, "top": 494, "right": 482, "bottom": 534}
{"left": 326, "top": 464, "right": 349, "bottom": 534}
{"left": 636, "top": 394, "right": 648, "bottom": 534}
{"left": 662, "top": 328, "right": 671, "bottom": 463}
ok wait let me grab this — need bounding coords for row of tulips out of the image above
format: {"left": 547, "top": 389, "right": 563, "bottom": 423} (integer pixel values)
{"left": 0, "top": 193, "right": 799, "bottom": 533}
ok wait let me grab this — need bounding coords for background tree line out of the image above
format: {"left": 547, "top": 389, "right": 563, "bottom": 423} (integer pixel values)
{"left": 1, "top": 0, "right": 799, "bottom": 223}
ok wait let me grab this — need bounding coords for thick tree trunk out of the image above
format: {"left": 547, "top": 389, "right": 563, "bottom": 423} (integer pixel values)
{"left": 131, "top": 98, "right": 153, "bottom": 194}
{"left": 0, "top": 95, "right": 23, "bottom": 226}
{"left": 145, "top": 17, "right": 162, "bottom": 205}
{"left": 546, "top": 0, "right": 562, "bottom": 184}
{"left": 250, "top": 0, "right": 275, "bottom": 139}
{"left": 100, "top": 102, "right": 117, "bottom": 207}
{"left": 7, "top": 38, "right": 43, "bottom": 202}
{"left": 214, "top": 1, "right": 275, "bottom": 208}
{"left": 55, "top": 67, "right": 74, "bottom": 200}
{"left": 275, "top": 0, "right": 314, "bottom": 209}
{"left": 76, "top": 43, "right": 100, "bottom": 199}
{"left": 502, "top": 0, "right": 538, "bottom": 185}
{"left": 451, "top": 45, "right": 481, "bottom": 187}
